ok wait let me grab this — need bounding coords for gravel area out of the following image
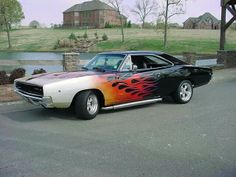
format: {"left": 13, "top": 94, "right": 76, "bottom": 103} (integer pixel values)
{"left": 0, "top": 84, "right": 20, "bottom": 102}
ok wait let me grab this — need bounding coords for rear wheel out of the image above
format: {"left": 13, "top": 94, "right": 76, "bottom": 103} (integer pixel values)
{"left": 75, "top": 91, "right": 99, "bottom": 120}
{"left": 173, "top": 80, "right": 193, "bottom": 104}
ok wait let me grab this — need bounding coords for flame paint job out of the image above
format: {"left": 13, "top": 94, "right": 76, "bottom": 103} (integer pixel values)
{"left": 93, "top": 72, "right": 159, "bottom": 106}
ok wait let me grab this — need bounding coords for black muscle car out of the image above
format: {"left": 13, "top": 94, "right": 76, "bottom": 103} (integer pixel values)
{"left": 15, "top": 51, "right": 212, "bottom": 120}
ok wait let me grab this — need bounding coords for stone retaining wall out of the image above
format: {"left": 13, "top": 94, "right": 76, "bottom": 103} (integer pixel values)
{"left": 217, "top": 50, "right": 236, "bottom": 68}
{"left": 183, "top": 51, "right": 236, "bottom": 68}
{"left": 63, "top": 53, "right": 80, "bottom": 72}
{"left": 182, "top": 53, "right": 217, "bottom": 65}
{"left": 183, "top": 52, "right": 197, "bottom": 65}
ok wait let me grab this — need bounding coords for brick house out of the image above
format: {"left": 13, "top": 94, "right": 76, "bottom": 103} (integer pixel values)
{"left": 63, "top": 0, "right": 127, "bottom": 28}
{"left": 183, "top": 13, "right": 220, "bottom": 30}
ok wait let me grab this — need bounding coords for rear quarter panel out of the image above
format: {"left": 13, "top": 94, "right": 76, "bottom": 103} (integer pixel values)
{"left": 184, "top": 66, "right": 212, "bottom": 87}
{"left": 158, "top": 65, "right": 212, "bottom": 96}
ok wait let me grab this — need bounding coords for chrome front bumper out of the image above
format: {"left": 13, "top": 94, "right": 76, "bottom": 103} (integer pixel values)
{"left": 15, "top": 90, "right": 54, "bottom": 108}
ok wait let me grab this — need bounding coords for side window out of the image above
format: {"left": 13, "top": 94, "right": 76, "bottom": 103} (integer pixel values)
{"left": 146, "top": 56, "right": 171, "bottom": 66}
{"left": 130, "top": 55, "right": 172, "bottom": 70}
{"left": 120, "top": 55, "right": 172, "bottom": 71}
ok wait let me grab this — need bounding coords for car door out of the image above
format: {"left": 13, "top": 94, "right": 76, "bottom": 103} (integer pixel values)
{"left": 112, "top": 55, "right": 162, "bottom": 104}
{"left": 143, "top": 55, "right": 182, "bottom": 96}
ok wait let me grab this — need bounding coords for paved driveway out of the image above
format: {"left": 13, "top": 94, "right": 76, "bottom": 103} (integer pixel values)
{"left": 0, "top": 72, "right": 236, "bottom": 177}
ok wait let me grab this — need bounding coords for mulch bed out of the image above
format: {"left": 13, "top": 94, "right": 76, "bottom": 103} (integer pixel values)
{"left": 0, "top": 84, "right": 21, "bottom": 102}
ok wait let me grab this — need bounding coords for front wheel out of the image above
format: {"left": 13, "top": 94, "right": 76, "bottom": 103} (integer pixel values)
{"left": 75, "top": 91, "right": 99, "bottom": 120}
{"left": 173, "top": 80, "right": 193, "bottom": 104}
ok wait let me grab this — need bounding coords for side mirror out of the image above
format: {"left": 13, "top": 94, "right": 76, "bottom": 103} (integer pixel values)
{"left": 132, "top": 65, "right": 138, "bottom": 72}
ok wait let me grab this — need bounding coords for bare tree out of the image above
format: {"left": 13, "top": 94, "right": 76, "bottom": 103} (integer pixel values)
{"left": 107, "top": 0, "right": 125, "bottom": 42}
{"left": 131, "top": 0, "right": 157, "bottom": 28}
{"left": 161, "top": 0, "right": 186, "bottom": 48}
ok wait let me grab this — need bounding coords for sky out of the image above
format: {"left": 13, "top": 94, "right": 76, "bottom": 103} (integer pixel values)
{"left": 18, "top": 0, "right": 225, "bottom": 26}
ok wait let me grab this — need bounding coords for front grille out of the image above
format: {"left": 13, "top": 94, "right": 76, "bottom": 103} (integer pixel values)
{"left": 15, "top": 82, "right": 43, "bottom": 97}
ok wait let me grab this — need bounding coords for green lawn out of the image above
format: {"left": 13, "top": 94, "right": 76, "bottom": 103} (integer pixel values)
{"left": 0, "top": 28, "right": 235, "bottom": 54}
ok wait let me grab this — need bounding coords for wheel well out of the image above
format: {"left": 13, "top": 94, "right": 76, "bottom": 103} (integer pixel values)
{"left": 179, "top": 79, "right": 194, "bottom": 88}
{"left": 186, "top": 78, "right": 195, "bottom": 87}
{"left": 170, "top": 79, "right": 194, "bottom": 96}
{"left": 70, "top": 89, "right": 105, "bottom": 108}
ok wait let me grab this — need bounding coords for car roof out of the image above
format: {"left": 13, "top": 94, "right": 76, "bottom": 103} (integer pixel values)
{"left": 98, "top": 51, "right": 187, "bottom": 65}
{"left": 98, "top": 51, "right": 164, "bottom": 55}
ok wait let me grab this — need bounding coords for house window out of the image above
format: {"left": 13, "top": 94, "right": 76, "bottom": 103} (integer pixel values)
{"left": 75, "top": 20, "right": 79, "bottom": 25}
{"left": 74, "top": 12, "right": 79, "bottom": 17}
{"left": 207, "top": 18, "right": 213, "bottom": 24}
{"left": 88, "top": 12, "right": 91, "bottom": 18}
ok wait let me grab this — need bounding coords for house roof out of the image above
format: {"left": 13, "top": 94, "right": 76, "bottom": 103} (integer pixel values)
{"left": 184, "top": 12, "right": 220, "bottom": 25}
{"left": 184, "top": 17, "right": 198, "bottom": 24}
{"left": 64, "top": 0, "right": 115, "bottom": 13}
{"left": 199, "top": 13, "right": 220, "bottom": 24}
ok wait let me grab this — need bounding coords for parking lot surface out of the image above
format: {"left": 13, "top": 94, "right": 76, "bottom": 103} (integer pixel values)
{"left": 0, "top": 73, "right": 236, "bottom": 177}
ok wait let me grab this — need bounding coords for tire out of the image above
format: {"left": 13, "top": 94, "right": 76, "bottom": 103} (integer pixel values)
{"left": 172, "top": 80, "right": 193, "bottom": 104}
{"left": 75, "top": 91, "right": 99, "bottom": 120}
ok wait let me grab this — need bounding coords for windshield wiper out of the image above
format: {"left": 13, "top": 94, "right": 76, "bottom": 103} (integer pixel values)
{"left": 92, "top": 67, "right": 106, "bottom": 72}
{"left": 81, "top": 66, "right": 88, "bottom": 70}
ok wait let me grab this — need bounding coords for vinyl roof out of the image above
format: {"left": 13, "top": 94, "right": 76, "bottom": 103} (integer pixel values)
{"left": 98, "top": 51, "right": 164, "bottom": 55}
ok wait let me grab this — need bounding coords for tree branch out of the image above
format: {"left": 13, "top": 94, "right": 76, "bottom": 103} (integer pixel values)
{"left": 131, "top": 0, "right": 157, "bottom": 27}
{"left": 168, "top": 11, "right": 184, "bottom": 19}
{"left": 168, "top": 0, "right": 182, "bottom": 6}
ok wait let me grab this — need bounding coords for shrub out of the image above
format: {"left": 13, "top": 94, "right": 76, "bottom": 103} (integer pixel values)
{"left": 127, "top": 20, "right": 132, "bottom": 28}
{"left": 9, "top": 68, "right": 26, "bottom": 84}
{"left": 51, "top": 24, "right": 61, "bottom": 29}
{"left": 83, "top": 32, "right": 88, "bottom": 39}
{"left": 94, "top": 32, "right": 99, "bottom": 40}
{"left": 102, "top": 33, "right": 108, "bottom": 41}
{"left": 105, "top": 22, "right": 112, "bottom": 28}
{"left": 53, "top": 40, "right": 60, "bottom": 49}
{"left": 0, "top": 71, "right": 9, "bottom": 85}
{"left": 29, "top": 20, "right": 40, "bottom": 29}
{"left": 32, "top": 68, "right": 46, "bottom": 75}
{"left": 68, "top": 33, "right": 77, "bottom": 41}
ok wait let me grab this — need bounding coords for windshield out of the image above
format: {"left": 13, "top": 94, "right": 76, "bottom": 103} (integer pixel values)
{"left": 84, "top": 54, "right": 125, "bottom": 71}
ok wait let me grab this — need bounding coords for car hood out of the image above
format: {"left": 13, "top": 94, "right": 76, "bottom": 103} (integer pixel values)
{"left": 18, "top": 71, "right": 102, "bottom": 86}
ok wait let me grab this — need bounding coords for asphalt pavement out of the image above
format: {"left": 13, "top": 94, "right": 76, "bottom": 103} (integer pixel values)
{"left": 0, "top": 69, "right": 236, "bottom": 177}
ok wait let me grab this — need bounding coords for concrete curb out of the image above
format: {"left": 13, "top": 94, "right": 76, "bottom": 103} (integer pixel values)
{"left": 211, "top": 68, "right": 236, "bottom": 83}
{"left": 0, "top": 101, "right": 24, "bottom": 106}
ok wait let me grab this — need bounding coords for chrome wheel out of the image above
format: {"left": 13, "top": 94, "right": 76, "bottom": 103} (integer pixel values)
{"left": 172, "top": 80, "right": 193, "bottom": 104}
{"left": 87, "top": 94, "right": 98, "bottom": 115}
{"left": 75, "top": 91, "right": 100, "bottom": 120}
{"left": 180, "top": 82, "right": 192, "bottom": 102}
